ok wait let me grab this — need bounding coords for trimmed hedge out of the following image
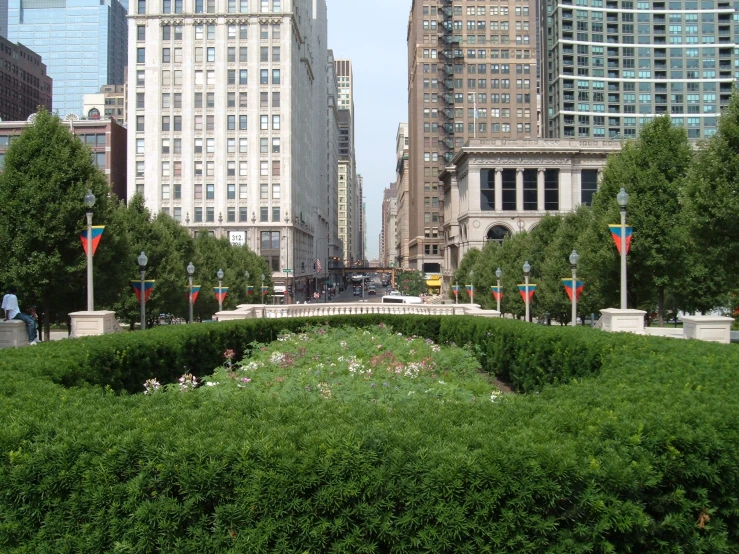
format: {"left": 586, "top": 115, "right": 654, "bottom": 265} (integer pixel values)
{"left": 1, "top": 317, "right": 739, "bottom": 552}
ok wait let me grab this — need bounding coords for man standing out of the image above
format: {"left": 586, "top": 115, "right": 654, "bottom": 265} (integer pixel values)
{"left": 2, "top": 286, "right": 38, "bottom": 345}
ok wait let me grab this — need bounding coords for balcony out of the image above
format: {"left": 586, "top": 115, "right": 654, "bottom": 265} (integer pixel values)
{"left": 442, "top": 64, "right": 454, "bottom": 75}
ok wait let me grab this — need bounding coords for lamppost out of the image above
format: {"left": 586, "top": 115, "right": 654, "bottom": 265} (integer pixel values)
{"left": 84, "top": 189, "right": 95, "bottom": 311}
{"left": 187, "top": 261, "right": 195, "bottom": 324}
{"left": 617, "top": 187, "right": 629, "bottom": 310}
{"left": 217, "top": 268, "right": 224, "bottom": 313}
{"left": 245, "top": 270, "right": 250, "bottom": 301}
{"left": 261, "top": 273, "right": 265, "bottom": 303}
{"left": 455, "top": 279, "right": 458, "bottom": 304}
{"left": 569, "top": 250, "right": 579, "bottom": 326}
{"left": 495, "top": 267, "right": 502, "bottom": 313}
{"left": 138, "top": 251, "right": 148, "bottom": 330}
{"left": 469, "top": 270, "right": 474, "bottom": 305}
{"left": 523, "top": 261, "right": 531, "bottom": 322}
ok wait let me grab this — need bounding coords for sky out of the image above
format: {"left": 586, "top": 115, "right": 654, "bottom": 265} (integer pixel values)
{"left": 326, "top": 0, "right": 411, "bottom": 261}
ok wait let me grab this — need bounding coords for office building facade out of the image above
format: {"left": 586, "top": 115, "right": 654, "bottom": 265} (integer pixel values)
{"left": 335, "top": 58, "right": 359, "bottom": 266}
{"left": 0, "top": 36, "right": 51, "bottom": 121}
{"left": 83, "top": 82, "right": 127, "bottom": 124}
{"left": 7, "top": 0, "right": 127, "bottom": 118}
{"left": 393, "top": 123, "right": 410, "bottom": 268}
{"left": 542, "top": 0, "right": 739, "bottom": 139}
{"left": 128, "top": 0, "right": 334, "bottom": 292}
{"left": 408, "top": 0, "right": 539, "bottom": 274}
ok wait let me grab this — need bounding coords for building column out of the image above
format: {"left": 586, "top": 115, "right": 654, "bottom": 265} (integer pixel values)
{"left": 516, "top": 168, "right": 524, "bottom": 212}
{"left": 468, "top": 166, "right": 481, "bottom": 212}
{"left": 537, "top": 168, "right": 546, "bottom": 211}
{"left": 561, "top": 168, "right": 574, "bottom": 212}
{"left": 494, "top": 168, "right": 503, "bottom": 211}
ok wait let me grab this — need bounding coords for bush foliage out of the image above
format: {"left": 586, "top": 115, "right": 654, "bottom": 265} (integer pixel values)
{"left": 1, "top": 316, "right": 739, "bottom": 552}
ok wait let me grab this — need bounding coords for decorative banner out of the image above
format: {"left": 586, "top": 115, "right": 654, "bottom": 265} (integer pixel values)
{"left": 562, "top": 278, "right": 584, "bottom": 301}
{"left": 247, "top": 285, "right": 254, "bottom": 296}
{"left": 315, "top": 257, "right": 322, "bottom": 273}
{"left": 215, "top": 286, "right": 229, "bottom": 304}
{"left": 186, "top": 285, "right": 201, "bottom": 304}
{"left": 491, "top": 285, "right": 503, "bottom": 302}
{"left": 452, "top": 285, "right": 459, "bottom": 297}
{"left": 465, "top": 285, "right": 473, "bottom": 294}
{"left": 130, "top": 280, "right": 155, "bottom": 303}
{"left": 518, "top": 284, "right": 537, "bottom": 302}
{"left": 261, "top": 285, "right": 269, "bottom": 296}
{"left": 609, "top": 224, "right": 634, "bottom": 255}
{"left": 79, "top": 226, "right": 105, "bottom": 256}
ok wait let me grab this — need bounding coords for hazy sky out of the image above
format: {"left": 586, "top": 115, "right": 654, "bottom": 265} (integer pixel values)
{"left": 326, "top": 0, "right": 411, "bottom": 260}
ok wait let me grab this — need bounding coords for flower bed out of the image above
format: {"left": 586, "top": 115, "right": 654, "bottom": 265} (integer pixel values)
{"left": 181, "top": 325, "right": 500, "bottom": 404}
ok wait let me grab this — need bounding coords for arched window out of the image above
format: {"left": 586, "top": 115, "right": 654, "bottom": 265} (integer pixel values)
{"left": 88, "top": 108, "right": 100, "bottom": 120}
{"left": 486, "top": 225, "right": 511, "bottom": 244}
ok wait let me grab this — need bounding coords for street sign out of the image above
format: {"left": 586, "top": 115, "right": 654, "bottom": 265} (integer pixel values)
{"left": 284, "top": 268, "right": 293, "bottom": 273}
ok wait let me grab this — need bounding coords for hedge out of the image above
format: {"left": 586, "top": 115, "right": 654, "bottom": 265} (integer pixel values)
{"left": 1, "top": 316, "right": 738, "bottom": 552}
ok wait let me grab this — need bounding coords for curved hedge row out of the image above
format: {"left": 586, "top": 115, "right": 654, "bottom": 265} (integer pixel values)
{"left": 1, "top": 316, "right": 738, "bottom": 552}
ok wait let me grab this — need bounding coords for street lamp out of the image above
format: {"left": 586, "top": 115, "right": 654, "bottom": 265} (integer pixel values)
{"left": 83, "top": 189, "right": 95, "bottom": 311}
{"left": 495, "top": 267, "right": 502, "bottom": 313}
{"left": 261, "top": 273, "right": 265, "bottom": 303}
{"left": 469, "top": 269, "right": 474, "bottom": 305}
{"left": 187, "top": 262, "right": 195, "bottom": 324}
{"left": 569, "top": 250, "right": 579, "bottom": 326}
{"left": 217, "top": 268, "right": 224, "bottom": 313}
{"left": 138, "top": 251, "right": 148, "bottom": 330}
{"left": 523, "top": 261, "right": 531, "bottom": 322}
{"left": 617, "top": 187, "right": 629, "bottom": 310}
{"left": 455, "top": 278, "right": 459, "bottom": 304}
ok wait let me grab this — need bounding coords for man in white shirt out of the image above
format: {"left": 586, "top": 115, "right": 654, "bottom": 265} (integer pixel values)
{"left": 2, "top": 286, "right": 38, "bottom": 345}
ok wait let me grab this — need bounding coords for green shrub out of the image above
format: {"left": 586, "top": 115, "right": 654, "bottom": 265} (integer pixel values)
{"left": 1, "top": 316, "right": 739, "bottom": 552}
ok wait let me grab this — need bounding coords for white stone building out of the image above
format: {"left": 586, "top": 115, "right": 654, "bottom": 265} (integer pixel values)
{"left": 440, "top": 138, "right": 621, "bottom": 283}
{"left": 127, "top": 0, "right": 335, "bottom": 292}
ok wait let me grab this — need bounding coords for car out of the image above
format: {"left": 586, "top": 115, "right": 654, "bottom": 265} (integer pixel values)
{"left": 368, "top": 288, "right": 376, "bottom": 295}
{"left": 353, "top": 286, "right": 362, "bottom": 297}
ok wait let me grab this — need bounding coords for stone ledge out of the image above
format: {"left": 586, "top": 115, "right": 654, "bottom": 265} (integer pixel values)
{"left": 682, "top": 315, "right": 734, "bottom": 344}
{"left": 0, "top": 320, "right": 29, "bottom": 348}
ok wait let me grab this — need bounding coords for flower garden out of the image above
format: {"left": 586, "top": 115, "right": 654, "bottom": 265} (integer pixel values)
{"left": 1, "top": 314, "right": 738, "bottom": 552}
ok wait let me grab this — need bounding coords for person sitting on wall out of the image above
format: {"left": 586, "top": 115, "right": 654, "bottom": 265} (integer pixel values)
{"left": 2, "top": 286, "right": 38, "bottom": 345}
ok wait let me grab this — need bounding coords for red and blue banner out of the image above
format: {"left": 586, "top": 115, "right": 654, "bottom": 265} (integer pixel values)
{"left": 247, "top": 285, "right": 254, "bottom": 296}
{"left": 609, "top": 224, "right": 633, "bottom": 255}
{"left": 130, "top": 280, "right": 155, "bottom": 303}
{"left": 79, "top": 226, "right": 105, "bottom": 256}
{"left": 261, "top": 285, "right": 269, "bottom": 296}
{"left": 562, "top": 278, "right": 584, "bottom": 301}
{"left": 452, "top": 285, "right": 459, "bottom": 297}
{"left": 186, "top": 285, "right": 201, "bottom": 304}
{"left": 518, "top": 284, "right": 537, "bottom": 302}
{"left": 491, "top": 285, "right": 503, "bottom": 302}
{"left": 215, "top": 286, "right": 229, "bottom": 304}
{"left": 465, "top": 285, "right": 473, "bottom": 294}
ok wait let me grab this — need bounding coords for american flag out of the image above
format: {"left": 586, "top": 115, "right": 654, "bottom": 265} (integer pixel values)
{"left": 315, "top": 257, "right": 322, "bottom": 273}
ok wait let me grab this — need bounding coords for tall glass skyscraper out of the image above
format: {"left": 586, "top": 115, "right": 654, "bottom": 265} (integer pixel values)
{"left": 542, "top": 0, "right": 739, "bottom": 139}
{"left": 7, "top": 0, "right": 127, "bottom": 117}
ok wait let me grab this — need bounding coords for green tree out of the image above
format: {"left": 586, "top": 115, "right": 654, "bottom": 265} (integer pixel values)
{"left": 682, "top": 91, "right": 739, "bottom": 308}
{"left": 397, "top": 270, "right": 426, "bottom": 296}
{"left": 587, "top": 115, "right": 693, "bottom": 325}
{"left": 0, "top": 109, "right": 128, "bottom": 339}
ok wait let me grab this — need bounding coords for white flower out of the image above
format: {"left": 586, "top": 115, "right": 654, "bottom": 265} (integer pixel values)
{"left": 490, "top": 391, "right": 501, "bottom": 402}
{"left": 270, "top": 352, "right": 285, "bottom": 364}
{"left": 206, "top": 381, "right": 220, "bottom": 387}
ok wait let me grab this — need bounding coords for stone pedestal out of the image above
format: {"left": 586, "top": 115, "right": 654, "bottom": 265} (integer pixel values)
{"left": 682, "top": 315, "right": 734, "bottom": 344}
{"left": 0, "top": 320, "right": 29, "bottom": 348}
{"left": 599, "top": 308, "right": 647, "bottom": 334}
{"left": 69, "top": 311, "right": 119, "bottom": 338}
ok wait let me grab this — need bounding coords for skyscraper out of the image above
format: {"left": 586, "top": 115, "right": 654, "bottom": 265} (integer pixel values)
{"left": 335, "top": 58, "right": 358, "bottom": 266}
{"left": 7, "top": 0, "right": 128, "bottom": 117}
{"left": 128, "top": 0, "right": 335, "bottom": 294}
{"left": 407, "top": 0, "right": 538, "bottom": 274}
{"left": 542, "top": 0, "right": 738, "bottom": 139}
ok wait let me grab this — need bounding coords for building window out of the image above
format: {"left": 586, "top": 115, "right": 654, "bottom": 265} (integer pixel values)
{"left": 480, "top": 169, "right": 495, "bottom": 210}
{"left": 206, "top": 184, "right": 215, "bottom": 200}
{"left": 502, "top": 169, "right": 516, "bottom": 210}
{"left": 227, "top": 184, "right": 236, "bottom": 199}
{"left": 523, "top": 169, "right": 537, "bottom": 211}
{"left": 137, "top": 48, "right": 145, "bottom": 64}
{"left": 260, "top": 207, "right": 269, "bottom": 222}
{"left": 544, "top": 169, "right": 559, "bottom": 211}
{"left": 581, "top": 169, "right": 599, "bottom": 206}
{"left": 227, "top": 207, "right": 236, "bottom": 222}
{"left": 486, "top": 225, "right": 511, "bottom": 243}
{"left": 206, "top": 207, "right": 215, "bottom": 222}
{"left": 194, "top": 207, "right": 203, "bottom": 222}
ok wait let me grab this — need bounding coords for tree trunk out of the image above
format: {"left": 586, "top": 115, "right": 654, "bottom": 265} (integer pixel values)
{"left": 43, "top": 292, "right": 51, "bottom": 341}
{"left": 658, "top": 286, "right": 665, "bottom": 327}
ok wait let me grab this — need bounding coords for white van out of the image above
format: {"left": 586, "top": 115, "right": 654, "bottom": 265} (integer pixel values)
{"left": 381, "top": 295, "right": 423, "bottom": 305}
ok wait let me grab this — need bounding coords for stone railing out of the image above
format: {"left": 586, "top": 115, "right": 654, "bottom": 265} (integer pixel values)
{"left": 216, "top": 303, "right": 501, "bottom": 321}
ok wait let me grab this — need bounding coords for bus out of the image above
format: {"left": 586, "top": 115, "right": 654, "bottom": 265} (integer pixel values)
{"left": 381, "top": 295, "right": 423, "bottom": 305}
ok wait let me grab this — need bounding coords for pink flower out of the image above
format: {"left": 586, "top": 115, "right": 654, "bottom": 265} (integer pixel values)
{"left": 223, "top": 349, "right": 235, "bottom": 359}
